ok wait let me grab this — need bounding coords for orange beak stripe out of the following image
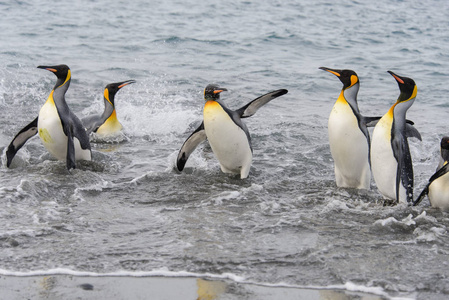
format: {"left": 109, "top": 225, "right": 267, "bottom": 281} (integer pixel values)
{"left": 213, "top": 90, "right": 224, "bottom": 94}
{"left": 392, "top": 74, "right": 404, "bottom": 84}
{"left": 326, "top": 70, "right": 340, "bottom": 77}
{"left": 46, "top": 68, "right": 58, "bottom": 73}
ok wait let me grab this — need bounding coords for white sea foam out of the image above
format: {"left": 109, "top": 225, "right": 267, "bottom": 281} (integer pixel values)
{"left": 211, "top": 191, "right": 241, "bottom": 205}
{"left": 0, "top": 268, "right": 245, "bottom": 282}
{"left": 374, "top": 214, "right": 416, "bottom": 228}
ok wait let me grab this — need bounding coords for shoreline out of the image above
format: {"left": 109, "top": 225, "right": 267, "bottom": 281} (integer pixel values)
{"left": 0, "top": 273, "right": 391, "bottom": 300}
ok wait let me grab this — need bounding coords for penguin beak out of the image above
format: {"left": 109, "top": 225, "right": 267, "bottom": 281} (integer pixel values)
{"left": 117, "top": 80, "right": 136, "bottom": 89}
{"left": 214, "top": 88, "right": 227, "bottom": 94}
{"left": 37, "top": 66, "right": 57, "bottom": 73}
{"left": 388, "top": 71, "right": 405, "bottom": 84}
{"left": 319, "top": 67, "right": 342, "bottom": 77}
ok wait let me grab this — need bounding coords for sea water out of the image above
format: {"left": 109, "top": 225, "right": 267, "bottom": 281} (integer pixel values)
{"left": 1, "top": 0, "right": 449, "bottom": 298}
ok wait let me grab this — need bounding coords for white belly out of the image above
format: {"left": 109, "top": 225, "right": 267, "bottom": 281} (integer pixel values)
{"left": 371, "top": 115, "right": 406, "bottom": 202}
{"left": 38, "top": 100, "right": 91, "bottom": 162}
{"left": 204, "top": 101, "right": 252, "bottom": 178}
{"left": 328, "top": 101, "right": 370, "bottom": 189}
{"left": 428, "top": 173, "right": 449, "bottom": 210}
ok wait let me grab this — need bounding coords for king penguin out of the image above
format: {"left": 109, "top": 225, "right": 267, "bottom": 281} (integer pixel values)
{"left": 82, "top": 80, "right": 135, "bottom": 137}
{"left": 6, "top": 64, "right": 91, "bottom": 170}
{"left": 176, "top": 84, "right": 288, "bottom": 179}
{"left": 320, "top": 67, "right": 380, "bottom": 189}
{"left": 371, "top": 71, "right": 421, "bottom": 203}
{"left": 413, "top": 137, "right": 449, "bottom": 210}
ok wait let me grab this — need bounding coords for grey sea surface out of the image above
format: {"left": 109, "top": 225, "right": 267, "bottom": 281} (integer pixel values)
{"left": 1, "top": 0, "right": 449, "bottom": 299}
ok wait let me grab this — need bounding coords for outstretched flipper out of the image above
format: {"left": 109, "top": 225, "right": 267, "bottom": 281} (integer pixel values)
{"left": 82, "top": 115, "right": 103, "bottom": 135}
{"left": 405, "top": 123, "right": 422, "bottom": 141}
{"left": 236, "top": 89, "right": 288, "bottom": 118}
{"left": 6, "top": 116, "right": 39, "bottom": 167}
{"left": 176, "top": 122, "right": 206, "bottom": 171}
{"left": 362, "top": 116, "right": 381, "bottom": 127}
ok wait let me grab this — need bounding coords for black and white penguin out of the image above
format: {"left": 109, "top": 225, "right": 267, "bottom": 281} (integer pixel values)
{"left": 371, "top": 71, "right": 421, "bottom": 203}
{"left": 320, "top": 67, "right": 380, "bottom": 189}
{"left": 176, "top": 84, "right": 288, "bottom": 178}
{"left": 82, "top": 80, "right": 135, "bottom": 137}
{"left": 6, "top": 65, "right": 91, "bottom": 170}
{"left": 414, "top": 137, "right": 449, "bottom": 210}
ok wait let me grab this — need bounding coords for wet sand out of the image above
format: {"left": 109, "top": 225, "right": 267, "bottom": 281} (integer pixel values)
{"left": 0, "top": 275, "right": 387, "bottom": 300}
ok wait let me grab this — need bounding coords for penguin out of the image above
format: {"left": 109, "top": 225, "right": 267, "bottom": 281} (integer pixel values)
{"left": 82, "top": 80, "right": 135, "bottom": 137}
{"left": 320, "top": 67, "right": 380, "bottom": 189}
{"left": 413, "top": 137, "right": 449, "bottom": 210}
{"left": 176, "top": 84, "right": 288, "bottom": 179}
{"left": 6, "top": 64, "right": 91, "bottom": 170}
{"left": 371, "top": 71, "right": 422, "bottom": 203}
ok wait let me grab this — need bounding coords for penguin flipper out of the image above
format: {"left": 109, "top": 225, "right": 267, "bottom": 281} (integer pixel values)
{"left": 405, "top": 123, "right": 422, "bottom": 141}
{"left": 66, "top": 127, "right": 76, "bottom": 170}
{"left": 82, "top": 115, "right": 102, "bottom": 135}
{"left": 6, "top": 116, "right": 39, "bottom": 167}
{"left": 362, "top": 116, "right": 381, "bottom": 127}
{"left": 413, "top": 184, "right": 429, "bottom": 206}
{"left": 72, "top": 119, "right": 92, "bottom": 151}
{"left": 393, "top": 136, "right": 414, "bottom": 203}
{"left": 176, "top": 122, "right": 206, "bottom": 171}
{"left": 237, "top": 89, "right": 288, "bottom": 118}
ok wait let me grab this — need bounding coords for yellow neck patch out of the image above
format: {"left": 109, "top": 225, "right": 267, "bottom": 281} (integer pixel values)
{"left": 104, "top": 88, "right": 112, "bottom": 105}
{"left": 58, "top": 69, "right": 71, "bottom": 88}
{"left": 96, "top": 110, "right": 122, "bottom": 134}
{"left": 45, "top": 90, "right": 56, "bottom": 106}
{"left": 386, "top": 102, "right": 397, "bottom": 120}
{"left": 336, "top": 90, "right": 348, "bottom": 105}
{"left": 204, "top": 100, "right": 226, "bottom": 121}
{"left": 204, "top": 100, "right": 220, "bottom": 109}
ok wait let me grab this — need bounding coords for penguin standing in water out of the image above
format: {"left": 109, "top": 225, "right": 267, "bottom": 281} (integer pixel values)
{"left": 371, "top": 71, "right": 421, "bottom": 203}
{"left": 6, "top": 65, "right": 91, "bottom": 170}
{"left": 414, "top": 137, "right": 449, "bottom": 210}
{"left": 176, "top": 84, "right": 288, "bottom": 179}
{"left": 82, "top": 80, "right": 135, "bottom": 137}
{"left": 320, "top": 67, "right": 380, "bottom": 189}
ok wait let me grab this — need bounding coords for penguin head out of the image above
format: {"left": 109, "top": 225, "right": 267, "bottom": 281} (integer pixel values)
{"left": 388, "top": 71, "right": 417, "bottom": 103}
{"left": 204, "top": 84, "right": 227, "bottom": 101}
{"left": 37, "top": 64, "right": 70, "bottom": 80}
{"left": 104, "top": 80, "right": 136, "bottom": 106}
{"left": 319, "top": 67, "right": 359, "bottom": 89}
{"left": 37, "top": 65, "right": 71, "bottom": 88}
{"left": 441, "top": 136, "right": 449, "bottom": 162}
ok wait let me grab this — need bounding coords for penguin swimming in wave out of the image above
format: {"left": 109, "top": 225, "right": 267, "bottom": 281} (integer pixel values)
{"left": 371, "top": 71, "right": 421, "bottom": 203}
{"left": 5, "top": 64, "right": 91, "bottom": 170}
{"left": 82, "top": 80, "right": 135, "bottom": 138}
{"left": 320, "top": 67, "right": 380, "bottom": 189}
{"left": 414, "top": 137, "right": 449, "bottom": 210}
{"left": 176, "top": 84, "right": 288, "bottom": 179}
